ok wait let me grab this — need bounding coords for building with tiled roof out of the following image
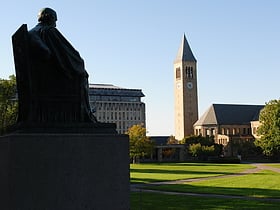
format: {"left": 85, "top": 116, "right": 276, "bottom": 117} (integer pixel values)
{"left": 194, "top": 104, "right": 264, "bottom": 156}
{"left": 88, "top": 84, "right": 145, "bottom": 134}
{"left": 172, "top": 35, "right": 266, "bottom": 157}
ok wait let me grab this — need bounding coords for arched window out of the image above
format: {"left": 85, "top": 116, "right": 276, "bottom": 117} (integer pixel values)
{"left": 186, "top": 66, "right": 193, "bottom": 78}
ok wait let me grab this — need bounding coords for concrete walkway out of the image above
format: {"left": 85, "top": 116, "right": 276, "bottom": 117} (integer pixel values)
{"left": 131, "top": 163, "right": 280, "bottom": 202}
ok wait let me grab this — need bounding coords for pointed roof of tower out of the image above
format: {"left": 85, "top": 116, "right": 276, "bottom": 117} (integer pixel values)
{"left": 174, "top": 34, "right": 197, "bottom": 63}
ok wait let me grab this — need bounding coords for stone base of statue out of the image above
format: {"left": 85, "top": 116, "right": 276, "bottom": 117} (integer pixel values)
{"left": 0, "top": 124, "right": 130, "bottom": 210}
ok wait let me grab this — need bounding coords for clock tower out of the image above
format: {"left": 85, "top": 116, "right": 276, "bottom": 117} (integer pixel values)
{"left": 174, "top": 34, "right": 198, "bottom": 140}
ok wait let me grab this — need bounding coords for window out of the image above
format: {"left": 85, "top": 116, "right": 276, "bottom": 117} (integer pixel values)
{"left": 226, "top": 129, "right": 230, "bottom": 135}
{"left": 236, "top": 128, "right": 240, "bottom": 134}
{"left": 186, "top": 66, "right": 193, "bottom": 79}
{"left": 247, "top": 128, "right": 251, "bottom": 134}
{"left": 176, "top": 67, "right": 181, "bottom": 79}
{"left": 211, "top": 129, "right": 215, "bottom": 136}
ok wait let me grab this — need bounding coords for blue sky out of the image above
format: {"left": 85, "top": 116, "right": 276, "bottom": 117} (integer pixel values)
{"left": 1, "top": 0, "right": 279, "bottom": 136}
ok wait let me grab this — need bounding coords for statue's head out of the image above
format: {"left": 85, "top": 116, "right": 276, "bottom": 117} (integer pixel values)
{"left": 38, "top": 8, "right": 57, "bottom": 26}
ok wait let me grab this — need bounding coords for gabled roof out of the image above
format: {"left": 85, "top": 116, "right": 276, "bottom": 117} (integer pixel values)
{"left": 174, "top": 34, "right": 197, "bottom": 63}
{"left": 194, "top": 104, "right": 264, "bottom": 126}
{"left": 194, "top": 105, "right": 217, "bottom": 126}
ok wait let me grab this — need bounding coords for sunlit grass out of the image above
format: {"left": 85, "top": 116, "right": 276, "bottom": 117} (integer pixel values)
{"left": 264, "top": 164, "right": 280, "bottom": 168}
{"left": 149, "top": 170, "right": 280, "bottom": 198}
{"left": 130, "top": 163, "right": 255, "bottom": 183}
{"left": 130, "top": 163, "right": 280, "bottom": 209}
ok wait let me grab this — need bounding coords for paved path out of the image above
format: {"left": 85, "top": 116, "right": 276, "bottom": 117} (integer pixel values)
{"left": 251, "top": 163, "right": 280, "bottom": 173}
{"left": 131, "top": 163, "right": 280, "bottom": 202}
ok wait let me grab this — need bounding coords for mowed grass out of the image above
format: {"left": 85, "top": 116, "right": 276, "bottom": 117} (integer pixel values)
{"left": 149, "top": 170, "right": 280, "bottom": 198}
{"left": 130, "top": 163, "right": 255, "bottom": 183}
{"left": 130, "top": 163, "right": 280, "bottom": 209}
{"left": 131, "top": 192, "right": 280, "bottom": 210}
{"left": 264, "top": 163, "right": 280, "bottom": 168}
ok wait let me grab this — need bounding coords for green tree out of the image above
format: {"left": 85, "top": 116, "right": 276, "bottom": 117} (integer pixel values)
{"left": 182, "top": 135, "right": 222, "bottom": 159}
{"left": 182, "top": 135, "right": 215, "bottom": 146}
{"left": 231, "top": 140, "right": 262, "bottom": 158}
{"left": 126, "top": 124, "right": 154, "bottom": 163}
{"left": 189, "top": 143, "right": 203, "bottom": 157}
{"left": 255, "top": 99, "right": 280, "bottom": 158}
{"left": 189, "top": 143, "right": 216, "bottom": 160}
{"left": 0, "top": 75, "right": 18, "bottom": 135}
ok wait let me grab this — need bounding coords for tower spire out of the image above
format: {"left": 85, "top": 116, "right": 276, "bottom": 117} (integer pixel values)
{"left": 174, "top": 33, "right": 198, "bottom": 140}
{"left": 174, "top": 34, "right": 196, "bottom": 63}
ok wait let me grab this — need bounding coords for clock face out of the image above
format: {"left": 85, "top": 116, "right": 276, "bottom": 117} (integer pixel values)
{"left": 187, "top": 82, "right": 193, "bottom": 89}
{"left": 176, "top": 83, "right": 181, "bottom": 89}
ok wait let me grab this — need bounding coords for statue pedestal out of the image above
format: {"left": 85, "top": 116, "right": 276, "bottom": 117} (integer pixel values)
{"left": 0, "top": 132, "right": 130, "bottom": 210}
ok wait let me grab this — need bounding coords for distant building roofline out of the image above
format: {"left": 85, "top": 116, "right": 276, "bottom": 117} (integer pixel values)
{"left": 89, "top": 84, "right": 122, "bottom": 89}
{"left": 89, "top": 83, "right": 143, "bottom": 92}
{"left": 89, "top": 83, "right": 145, "bottom": 97}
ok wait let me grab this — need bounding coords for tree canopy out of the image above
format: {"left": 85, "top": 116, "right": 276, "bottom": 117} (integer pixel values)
{"left": 181, "top": 135, "right": 215, "bottom": 146}
{"left": 126, "top": 124, "right": 154, "bottom": 163}
{"left": 182, "top": 135, "right": 223, "bottom": 159}
{"left": 0, "top": 75, "right": 18, "bottom": 135}
{"left": 255, "top": 99, "right": 280, "bottom": 158}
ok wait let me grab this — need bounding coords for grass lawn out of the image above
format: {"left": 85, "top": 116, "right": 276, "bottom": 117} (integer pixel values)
{"left": 130, "top": 163, "right": 255, "bottom": 183}
{"left": 130, "top": 163, "right": 280, "bottom": 209}
{"left": 131, "top": 192, "right": 280, "bottom": 210}
{"left": 264, "top": 163, "right": 280, "bottom": 168}
{"left": 149, "top": 170, "right": 280, "bottom": 198}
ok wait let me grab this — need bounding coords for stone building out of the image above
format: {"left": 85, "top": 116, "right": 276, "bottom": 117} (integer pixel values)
{"left": 193, "top": 104, "right": 264, "bottom": 156}
{"left": 174, "top": 34, "right": 199, "bottom": 140}
{"left": 89, "top": 84, "right": 145, "bottom": 134}
{"left": 170, "top": 34, "right": 268, "bottom": 158}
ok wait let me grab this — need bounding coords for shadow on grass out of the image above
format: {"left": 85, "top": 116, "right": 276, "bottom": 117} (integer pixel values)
{"left": 147, "top": 184, "right": 280, "bottom": 199}
{"left": 130, "top": 192, "right": 280, "bottom": 210}
{"left": 131, "top": 177, "right": 164, "bottom": 183}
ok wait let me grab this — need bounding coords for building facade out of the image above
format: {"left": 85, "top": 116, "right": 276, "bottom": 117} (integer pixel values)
{"left": 193, "top": 104, "right": 264, "bottom": 156}
{"left": 174, "top": 34, "right": 199, "bottom": 140}
{"left": 89, "top": 84, "right": 145, "bottom": 134}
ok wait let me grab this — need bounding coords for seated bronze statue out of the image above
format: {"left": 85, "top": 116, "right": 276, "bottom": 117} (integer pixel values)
{"left": 12, "top": 8, "right": 97, "bottom": 124}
